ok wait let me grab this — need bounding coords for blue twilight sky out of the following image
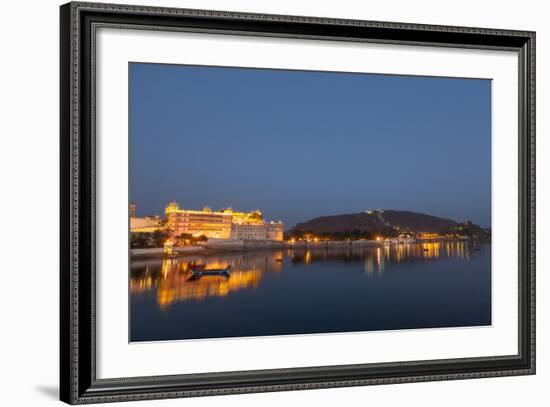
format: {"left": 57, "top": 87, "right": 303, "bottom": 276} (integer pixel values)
{"left": 130, "top": 63, "right": 491, "bottom": 228}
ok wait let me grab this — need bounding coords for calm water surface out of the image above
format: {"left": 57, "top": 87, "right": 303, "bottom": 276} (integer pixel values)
{"left": 130, "top": 241, "right": 491, "bottom": 341}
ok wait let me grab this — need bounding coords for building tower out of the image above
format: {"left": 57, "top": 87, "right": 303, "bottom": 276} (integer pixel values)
{"left": 130, "top": 202, "right": 136, "bottom": 218}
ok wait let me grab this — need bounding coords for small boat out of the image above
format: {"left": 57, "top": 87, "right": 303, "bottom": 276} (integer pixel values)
{"left": 190, "top": 265, "right": 231, "bottom": 276}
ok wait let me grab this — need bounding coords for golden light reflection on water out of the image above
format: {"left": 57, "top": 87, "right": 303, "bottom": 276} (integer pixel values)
{"left": 130, "top": 241, "right": 475, "bottom": 308}
{"left": 131, "top": 251, "right": 284, "bottom": 309}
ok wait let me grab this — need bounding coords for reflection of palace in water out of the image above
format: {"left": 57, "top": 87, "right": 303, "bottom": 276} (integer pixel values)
{"left": 130, "top": 251, "right": 285, "bottom": 308}
{"left": 130, "top": 241, "right": 475, "bottom": 308}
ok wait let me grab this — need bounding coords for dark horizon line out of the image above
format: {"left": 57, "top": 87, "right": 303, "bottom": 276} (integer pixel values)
{"left": 131, "top": 203, "right": 491, "bottom": 229}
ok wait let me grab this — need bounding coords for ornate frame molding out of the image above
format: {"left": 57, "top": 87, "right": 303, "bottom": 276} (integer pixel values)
{"left": 60, "top": 2, "right": 535, "bottom": 404}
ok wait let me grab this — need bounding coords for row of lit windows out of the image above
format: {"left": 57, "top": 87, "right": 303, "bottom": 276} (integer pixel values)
{"left": 170, "top": 220, "right": 230, "bottom": 225}
{"left": 175, "top": 227, "right": 226, "bottom": 232}
{"left": 233, "top": 225, "right": 265, "bottom": 229}
{"left": 172, "top": 224, "right": 231, "bottom": 229}
{"left": 170, "top": 213, "right": 230, "bottom": 220}
{"left": 173, "top": 220, "right": 231, "bottom": 225}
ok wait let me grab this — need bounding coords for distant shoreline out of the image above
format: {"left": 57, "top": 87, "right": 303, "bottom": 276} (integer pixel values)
{"left": 130, "top": 237, "right": 486, "bottom": 259}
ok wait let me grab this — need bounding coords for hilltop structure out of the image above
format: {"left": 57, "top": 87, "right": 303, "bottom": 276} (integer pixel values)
{"left": 289, "top": 209, "right": 490, "bottom": 241}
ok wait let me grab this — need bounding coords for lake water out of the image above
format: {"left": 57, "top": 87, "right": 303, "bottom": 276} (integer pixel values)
{"left": 130, "top": 241, "right": 491, "bottom": 341}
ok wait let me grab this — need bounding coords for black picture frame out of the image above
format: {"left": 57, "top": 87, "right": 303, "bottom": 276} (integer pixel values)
{"left": 60, "top": 1, "right": 536, "bottom": 404}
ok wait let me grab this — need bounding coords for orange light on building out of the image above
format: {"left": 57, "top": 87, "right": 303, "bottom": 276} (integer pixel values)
{"left": 164, "top": 201, "right": 283, "bottom": 241}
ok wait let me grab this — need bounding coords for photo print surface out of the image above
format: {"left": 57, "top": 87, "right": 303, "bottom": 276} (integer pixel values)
{"left": 129, "top": 63, "right": 492, "bottom": 342}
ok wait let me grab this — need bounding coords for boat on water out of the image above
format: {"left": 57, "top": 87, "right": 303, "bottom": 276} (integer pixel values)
{"left": 190, "top": 265, "right": 231, "bottom": 276}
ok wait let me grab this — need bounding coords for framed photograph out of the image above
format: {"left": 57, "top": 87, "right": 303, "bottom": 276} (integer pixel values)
{"left": 60, "top": 1, "right": 535, "bottom": 404}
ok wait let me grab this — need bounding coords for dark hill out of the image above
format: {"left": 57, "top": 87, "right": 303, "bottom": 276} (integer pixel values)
{"left": 291, "top": 210, "right": 458, "bottom": 234}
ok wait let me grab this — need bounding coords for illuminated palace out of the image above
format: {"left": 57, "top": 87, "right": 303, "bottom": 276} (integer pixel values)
{"left": 165, "top": 201, "right": 284, "bottom": 241}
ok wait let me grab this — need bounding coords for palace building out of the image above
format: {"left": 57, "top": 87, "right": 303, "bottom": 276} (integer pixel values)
{"left": 164, "top": 201, "right": 284, "bottom": 241}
